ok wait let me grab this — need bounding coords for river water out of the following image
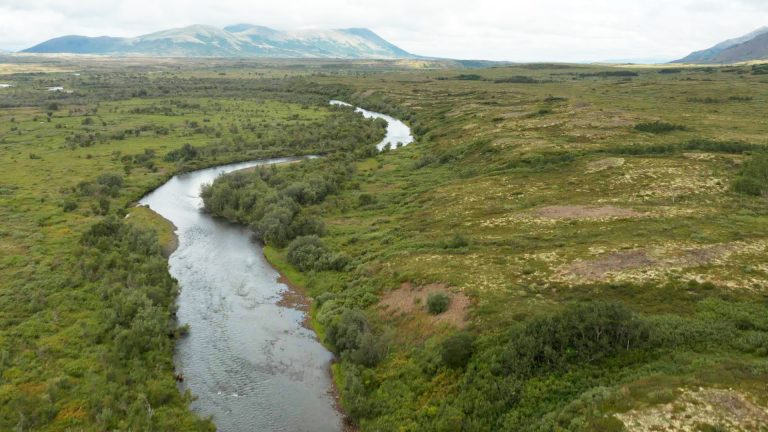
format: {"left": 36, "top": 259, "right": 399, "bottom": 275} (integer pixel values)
{"left": 138, "top": 103, "right": 412, "bottom": 431}
{"left": 330, "top": 100, "right": 414, "bottom": 150}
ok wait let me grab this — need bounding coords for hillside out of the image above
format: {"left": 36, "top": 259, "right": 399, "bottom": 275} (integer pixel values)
{"left": 21, "top": 24, "right": 418, "bottom": 59}
{"left": 675, "top": 27, "right": 768, "bottom": 63}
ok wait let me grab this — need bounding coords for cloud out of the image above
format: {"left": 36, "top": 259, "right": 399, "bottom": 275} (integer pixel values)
{"left": 1, "top": 0, "right": 768, "bottom": 61}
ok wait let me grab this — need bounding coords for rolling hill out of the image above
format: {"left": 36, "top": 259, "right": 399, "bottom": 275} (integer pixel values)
{"left": 674, "top": 27, "right": 768, "bottom": 63}
{"left": 22, "top": 24, "right": 418, "bottom": 59}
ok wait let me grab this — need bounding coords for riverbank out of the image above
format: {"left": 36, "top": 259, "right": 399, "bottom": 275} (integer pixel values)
{"left": 127, "top": 205, "right": 179, "bottom": 257}
{"left": 263, "top": 245, "right": 358, "bottom": 432}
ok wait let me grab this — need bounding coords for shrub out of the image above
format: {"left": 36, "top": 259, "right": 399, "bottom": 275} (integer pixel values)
{"left": 454, "top": 74, "right": 483, "bottom": 81}
{"left": 286, "top": 235, "right": 347, "bottom": 272}
{"left": 427, "top": 292, "right": 451, "bottom": 315}
{"left": 414, "top": 154, "right": 437, "bottom": 169}
{"left": 494, "top": 76, "right": 540, "bottom": 84}
{"left": 358, "top": 193, "right": 377, "bottom": 207}
{"left": 579, "top": 70, "right": 638, "bottom": 78}
{"left": 62, "top": 199, "right": 78, "bottom": 212}
{"left": 163, "top": 143, "right": 199, "bottom": 162}
{"left": 440, "top": 332, "right": 475, "bottom": 368}
{"left": 444, "top": 234, "right": 469, "bottom": 249}
{"left": 634, "top": 121, "right": 686, "bottom": 133}
{"left": 733, "top": 153, "right": 768, "bottom": 196}
{"left": 501, "top": 301, "right": 651, "bottom": 377}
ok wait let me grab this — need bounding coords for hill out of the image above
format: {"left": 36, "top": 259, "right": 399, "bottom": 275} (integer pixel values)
{"left": 674, "top": 27, "right": 768, "bottom": 63}
{"left": 22, "top": 24, "right": 418, "bottom": 59}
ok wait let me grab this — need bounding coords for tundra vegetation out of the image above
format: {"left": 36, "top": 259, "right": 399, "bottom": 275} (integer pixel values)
{"left": 2, "top": 57, "right": 768, "bottom": 431}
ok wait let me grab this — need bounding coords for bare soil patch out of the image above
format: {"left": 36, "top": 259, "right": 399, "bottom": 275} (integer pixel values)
{"left": 564, "top": 249, "right": 657, "bottom": 280}
{"left": 617, "top": 387, "right": 768, "bottom": 432}
{"left": 557, "top": 242, "right": 752, "bottom": 283}
{"left": 534, "top": 205, "right": 643, "bottom": 220}
{"left": 379, "top": 282, "right": 469, "bottom": 328}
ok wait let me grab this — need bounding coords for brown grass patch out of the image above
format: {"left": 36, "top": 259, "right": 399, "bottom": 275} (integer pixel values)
{"left": 379, "top": 282, "right": 469, "bottom": 329}
{"left": 534, "top": 205, "right": 644, "bottom": 220}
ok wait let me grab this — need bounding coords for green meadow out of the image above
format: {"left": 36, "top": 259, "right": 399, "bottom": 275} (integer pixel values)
{"left": 3, "top": 57, "right": 768, "bottom": 431}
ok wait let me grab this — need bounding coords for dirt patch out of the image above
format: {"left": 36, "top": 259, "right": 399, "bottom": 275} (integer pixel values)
{"left": 379, "top": 283, "right": 470, "bottom": 329}
{"left": 556, "top": 242, "right": 763, "bottom": 283}
{"left": 534, "top": 205, "right": 644, "bottom": 220}
{"left": 564, "top": 249, "right": 657, "bottom": 280}
{"left": 617, "top": 387, "right": 768, "bottom": 432}
{"left": 587, "top": 157, "right": 625, "bottom": 173}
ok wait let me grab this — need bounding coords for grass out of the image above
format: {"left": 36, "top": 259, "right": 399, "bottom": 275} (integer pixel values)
{"left": 126, "top": 205, "right": 178, "bottom": 256}
{"left": 3, "top": 57, "right": 768, "bottom": 430}
{"left": 0, "top": 69, "right": 362, "bottom": 430}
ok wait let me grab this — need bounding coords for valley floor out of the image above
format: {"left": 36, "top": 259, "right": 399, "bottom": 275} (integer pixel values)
{"left": 2, "top": 57, "right": 768, "bottom": 431}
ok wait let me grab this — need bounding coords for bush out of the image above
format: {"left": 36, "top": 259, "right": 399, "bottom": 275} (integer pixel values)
{"left": 62, "top": 199, "right": 78, "bottom": 212}
{"left": 358, "top": 193, "right": 377, "bottom": 207}
{"left": 454, "top": 74, "right": 483, "bottom": 81}
{"left": 440, "top": 332, "right": 475, "bottom": 368}
{"left": 414, "top": 154, "right": 437, "bottom": 169}
{"left": 501, "top": 301, "right": 651, "bottom": 377}
{"left": 733, "top": 153, "right": 768, "bottom": 196}
{"left": 494, "top": 76, "right": 540, "bottom": 84}
{"left": 444, "top": 233, "right": 469, "bottom": 249}
{"left": 286, "top": 235, "right": 347, "bottom": 272}
{"left": 427, "top": 292, "right": 451, "bottom": 315}
{"left": 163, "top": 143, "right": 199, "bottom": 162}
{"left": 634, "top": 121, "right": 686, "bottom": 133}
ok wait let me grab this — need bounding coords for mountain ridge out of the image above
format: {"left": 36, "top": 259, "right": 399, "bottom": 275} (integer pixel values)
{"left": 22, "top": 24, "right": 419, "bottom": 59}
{"left": 674, "top": 27, "right": 768, "bottom": 63}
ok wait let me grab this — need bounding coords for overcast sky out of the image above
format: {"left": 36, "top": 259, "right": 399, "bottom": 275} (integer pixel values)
{"left": 1, "top": 0, "right": 768, "bottom": 62}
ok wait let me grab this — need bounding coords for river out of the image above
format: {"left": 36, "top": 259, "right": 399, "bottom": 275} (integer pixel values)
{"left": 138, "top": 102, "right": 413, "bottom": 431}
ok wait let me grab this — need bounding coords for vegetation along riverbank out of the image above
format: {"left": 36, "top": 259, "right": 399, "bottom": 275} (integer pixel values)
{"left": 3, "top": 56, "right": 768, "bottom": 430}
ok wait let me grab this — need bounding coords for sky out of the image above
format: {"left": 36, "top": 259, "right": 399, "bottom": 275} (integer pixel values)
{"left": 1, "top": 0, "right": 768, "bottom": 62}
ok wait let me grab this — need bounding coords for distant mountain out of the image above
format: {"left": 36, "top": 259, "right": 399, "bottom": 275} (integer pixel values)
{"left": 22, "top": 24, "right": 418, "bottom": 59}
{"left": 674, "top": 27, "right": 768, "bottom": 63}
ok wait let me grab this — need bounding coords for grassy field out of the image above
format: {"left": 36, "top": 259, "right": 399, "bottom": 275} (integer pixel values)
{"left": 207, "top": 63, "right": 768, "bottom": 431}
{"left": 0, "top": 59, "right": 387, "bottom": 430}
{"left": 3, "top": 57, "right": 768, "bottom": 431}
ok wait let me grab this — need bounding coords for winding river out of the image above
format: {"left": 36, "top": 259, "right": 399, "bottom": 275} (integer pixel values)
{"left": 138, "top": 103, "right": 413, "bottom": 431}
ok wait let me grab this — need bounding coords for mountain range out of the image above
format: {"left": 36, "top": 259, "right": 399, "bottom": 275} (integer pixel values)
{"left": 674, "top": 27, "right": 768, "bottom": 63}
{"left": 22, "top": 24, "right": 417, "bottom": 59}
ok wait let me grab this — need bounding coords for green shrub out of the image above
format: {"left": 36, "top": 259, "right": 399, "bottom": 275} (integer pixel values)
{"left": 501, "top": 301, "right": 651, "bottom": 377}
{"left": 440, "top": 332, "right": 475, "bottom": 368}
{"left": 427, "top": 292, "right": 451, "bottom": 315}
{"left": 163, "top": 143, "right": 199, "bottom": 162}
{"left": 494, "top": 76, "right": 540, "bottom": 84}
{"left": 62, "top": 199, "right": 78, "bottom": 212}
{"left": 286, "top": 235, "right": 347, "bottom": 272}
{"left": 358, "top": 193, "right": 377, "bottom": 206}
{"left": 414, "top": 154, "right": 436, "bottom": 169}
{"left": 454, "top": 74, "right": 483, "bottom": 81}
{"left": 443, "top": 233, "right": 469, "bottom": 249}
{"left": 634, "top": 121, "right": 686, "bottom": 133}
{"left": 733, "top": 153, "right": 768, "bottom": 196}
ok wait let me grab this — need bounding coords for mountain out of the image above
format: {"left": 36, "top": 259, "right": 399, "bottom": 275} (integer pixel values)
{"left": 674, "top": 27, "right": 768, "bottom": 63}
{"left": 22, "top": 24, "right": 418, "bottom": 59}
